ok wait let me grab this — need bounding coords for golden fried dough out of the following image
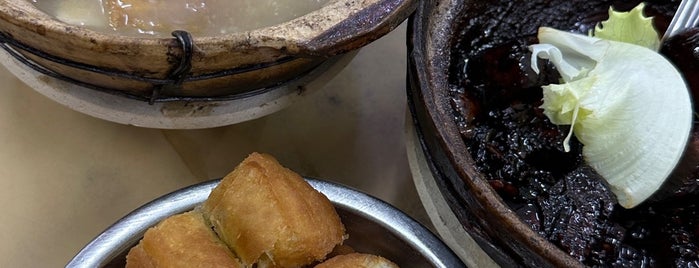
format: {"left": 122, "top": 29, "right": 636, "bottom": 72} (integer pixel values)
{"left": 124, "top": 245, "right": 154, "bottom": 268}
{"left": 315, "top": 253, "right": 399, "bottom": 268}
{"left": 125, "top": 211, "right": 242, "bottom": 268}
{"left": 202, "top": 153, "right": 346, "bottom": 267}
{"left": 124, "top": 153, "right": 386, "bottom": 267}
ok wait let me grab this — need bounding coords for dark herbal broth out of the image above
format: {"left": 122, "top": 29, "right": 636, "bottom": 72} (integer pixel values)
{"left": 448, "top": 0, "right": 699, "bottom": 266}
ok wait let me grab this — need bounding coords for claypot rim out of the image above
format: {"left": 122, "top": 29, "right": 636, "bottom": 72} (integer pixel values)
{"left": 408, "top": 0, "right": 584, "bottom": 266}
{"left": 1, "top": 0, "right": 417, "bottom": 57}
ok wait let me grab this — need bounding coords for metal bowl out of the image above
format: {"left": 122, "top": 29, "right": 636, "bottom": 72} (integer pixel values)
{"left": 67, "top": 178, "right": 464, "bottom": 268}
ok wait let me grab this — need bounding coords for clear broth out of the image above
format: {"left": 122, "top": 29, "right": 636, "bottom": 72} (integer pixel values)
{"left": 30, "top": 0, "right": 329, "bottom": 37}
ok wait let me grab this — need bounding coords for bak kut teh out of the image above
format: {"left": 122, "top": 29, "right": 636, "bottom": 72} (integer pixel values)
{"left": 448, "top": 1, "right": 699, "bottom": 266}
{"left": 29, "top": 0, "right": 329, "bottom": 37}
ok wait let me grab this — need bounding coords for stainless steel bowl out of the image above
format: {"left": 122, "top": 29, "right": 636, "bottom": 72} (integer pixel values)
{"left": 67, "top": 178, "right": 463, "bottom": 268}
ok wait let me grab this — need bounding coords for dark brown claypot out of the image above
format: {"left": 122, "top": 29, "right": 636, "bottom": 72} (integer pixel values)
{"left": 0, "top": 0, "right": 416, "bottom": 99}
{"left": 406, "top": 0, "right": 680, "bottom": 267}
{"left": 406, "top": 2, "right": 580, "bottom": 266}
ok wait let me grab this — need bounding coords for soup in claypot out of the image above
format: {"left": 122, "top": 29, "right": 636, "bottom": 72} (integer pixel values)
{"left": 30, "top": 0, "right": 329, "bottom": 37}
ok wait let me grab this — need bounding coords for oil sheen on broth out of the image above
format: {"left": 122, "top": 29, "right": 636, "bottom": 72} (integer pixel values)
{"left": 30, "top": 0, "right": 329, "bottom": 37}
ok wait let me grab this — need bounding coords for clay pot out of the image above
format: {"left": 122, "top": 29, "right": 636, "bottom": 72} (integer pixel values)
{"left": 407, "top": 0, "right": 678, "bottom": 267}
{"left": 0, "top": 0, "right": 416, "bottom": 98}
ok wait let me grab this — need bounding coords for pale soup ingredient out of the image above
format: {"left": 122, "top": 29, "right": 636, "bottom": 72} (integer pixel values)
{"left": 528, "top": 4, "right": 692, "bottom": 209}
{"left": 30, "top": 0, "right": 329, "bottom": 37}
{"left": 589, "top": 3, "right": 660, "bottom": 50}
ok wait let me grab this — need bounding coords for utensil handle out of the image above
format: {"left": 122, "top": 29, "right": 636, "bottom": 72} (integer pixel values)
{"left": 663, "top": 0, "right": 699, "bottom": 41}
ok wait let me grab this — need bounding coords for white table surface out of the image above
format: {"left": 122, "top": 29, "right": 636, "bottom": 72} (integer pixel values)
{"left": 0, "top": 23, "right": 433, "bottom": 267}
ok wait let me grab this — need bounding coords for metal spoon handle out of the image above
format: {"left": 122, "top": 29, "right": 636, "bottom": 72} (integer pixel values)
{"left": 663, "top": 0, "right": 699, "bottom": 41}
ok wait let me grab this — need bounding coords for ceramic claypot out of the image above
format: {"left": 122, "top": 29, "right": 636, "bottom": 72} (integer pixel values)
{"left": 0, "top": 0, "right": 416, "bottom": 98}
{"left": 408, "top": 0, "right": 685, "bottom": 267}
